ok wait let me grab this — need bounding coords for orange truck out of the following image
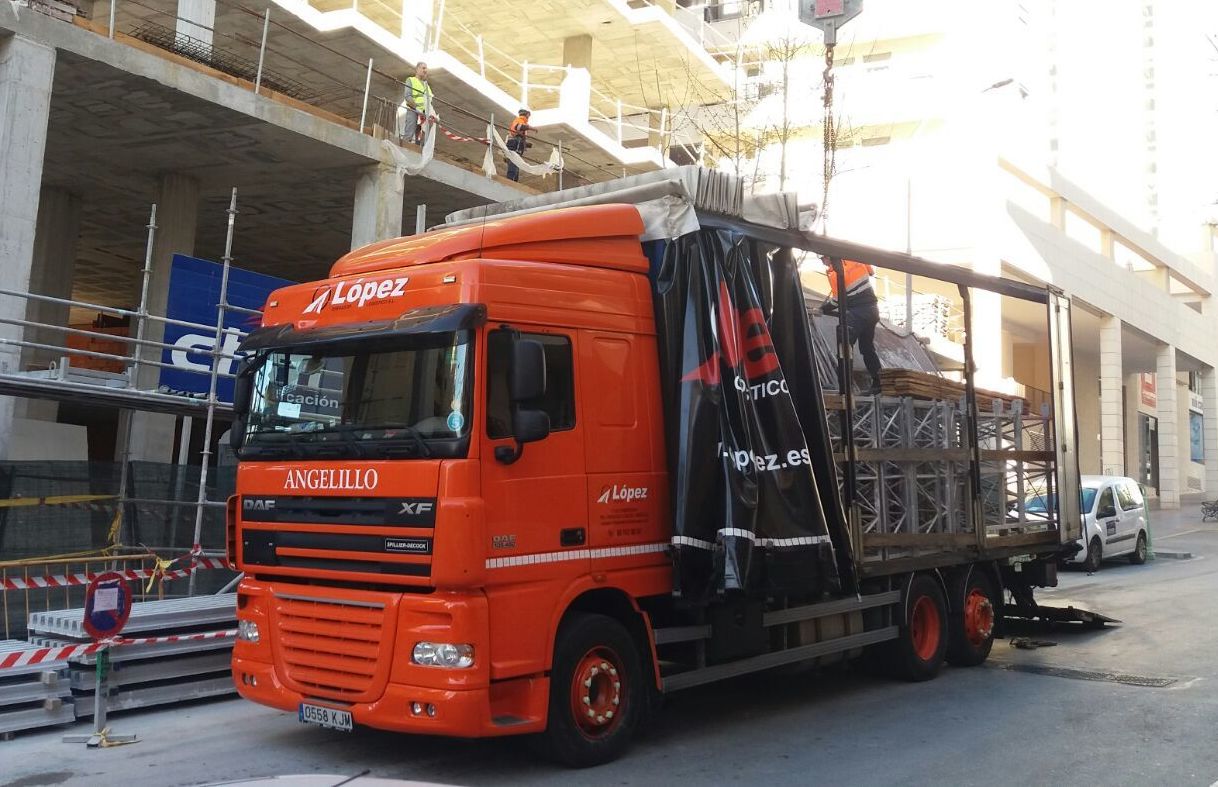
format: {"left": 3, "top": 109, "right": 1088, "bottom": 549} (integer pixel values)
{"left": 228, "top": 170, "right": 1081, "bottom": 766}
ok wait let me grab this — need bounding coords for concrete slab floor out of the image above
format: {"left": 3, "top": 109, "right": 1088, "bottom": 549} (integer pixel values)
{"left": 2, "top": 523, "right": 1216, "bottom": 786}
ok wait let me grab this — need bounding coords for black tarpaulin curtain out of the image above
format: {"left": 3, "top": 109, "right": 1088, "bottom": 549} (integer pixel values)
{"left": 649, "top": 227, "right": 854, "bottom": 603}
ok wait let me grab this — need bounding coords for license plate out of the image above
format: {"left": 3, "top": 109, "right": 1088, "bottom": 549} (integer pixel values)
{"left": 298, "top": 703, "right": 353, "bottom": 732}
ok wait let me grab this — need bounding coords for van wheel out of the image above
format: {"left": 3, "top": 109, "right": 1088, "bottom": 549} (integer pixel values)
{"left": 537, "top": 613, "right": 642, "bottom": 768}
{"left": 1130, "top": 532, "right": 1148, "bottom": 565}
{"left": 1082, "top": 537, "right": 1103, "bottom": 572}
{"left": 886, "top": 574, "right": 948, "bottom": 681}
{"left": 946, "top": 570, "right": 998, "bottom": 667}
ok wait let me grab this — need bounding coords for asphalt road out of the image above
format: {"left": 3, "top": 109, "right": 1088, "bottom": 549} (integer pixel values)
{"left": 4, "top": 518, "right": 1217, "bottom": 787}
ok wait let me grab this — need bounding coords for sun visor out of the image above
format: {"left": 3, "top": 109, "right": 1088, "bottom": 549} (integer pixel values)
{"left": 240, "top": 304, "right": 487, "bottom": 352}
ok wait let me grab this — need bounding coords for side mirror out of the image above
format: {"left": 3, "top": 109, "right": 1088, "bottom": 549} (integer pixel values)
{"left": 512, "top": 408, "right": 550, "bottom": 444}
{"left": 229, "top": 420, "right": 245, "bottom": 452}
{"left": 232, "top": 356, "right": 262, "bottom": 416}
{"left": 1098, "top": 505, "right": 1116, "bottom": 519}
{"left": 510, "top": 340, "right": 546, "bottom": 402}
{"left": 495, "top": 337, "right": 550, "bottom": 465}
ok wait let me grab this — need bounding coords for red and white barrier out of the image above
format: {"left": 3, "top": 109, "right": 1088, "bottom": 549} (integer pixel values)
{"left": 0, "top": 629, "right": 237, "bottom": 671}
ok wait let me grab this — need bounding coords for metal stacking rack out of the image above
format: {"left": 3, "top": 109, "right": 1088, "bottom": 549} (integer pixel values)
{"left": 828, "top": 394, "right": 970, "bottom": 560}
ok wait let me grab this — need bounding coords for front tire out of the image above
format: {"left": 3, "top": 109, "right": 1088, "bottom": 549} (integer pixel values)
{"left": 946, "top": 569, "right": 998, "bottom": 667}
{"left": 538, "top": 613, "right": 643, "bottom": 768}
{"left": 1082, "top": 536, "right": 1103, "bottom": 572}
{"left": 1130, "top": 531, "right": 1148, "bottom": 565}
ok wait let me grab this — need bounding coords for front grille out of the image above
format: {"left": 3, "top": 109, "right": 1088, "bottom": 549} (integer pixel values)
{"left": 274, "top": 593, "right": 391, "bottom": 701}
{"left": 240, "top": 495, "right": 436, "bottom": 586}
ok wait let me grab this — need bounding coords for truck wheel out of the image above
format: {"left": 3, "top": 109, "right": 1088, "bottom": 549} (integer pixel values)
{"left": 890, "top": 574, "right": 947, "bottom": 681}
{"left": 1130, "top": 532, "right": 1148, "bottom": 565}
{"left": 1082, "top": 537, "right": 1102, "bottom": 573}
{"left": 946, "top": 570, "right": 997, "bottom": 667}
{"left": 539, "top": 613, "right": 643, "bottom": 768}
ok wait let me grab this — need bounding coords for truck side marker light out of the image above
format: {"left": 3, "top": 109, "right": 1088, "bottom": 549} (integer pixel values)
{"left": 442, "top": 274, "right": 457, "bottom": 283}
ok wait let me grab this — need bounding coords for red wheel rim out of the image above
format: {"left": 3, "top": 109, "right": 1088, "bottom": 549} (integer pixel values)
{"left": 569, "top": 646, "right": 625, "bottom": 739}
{"left": 963, "top": 588, "right": 994, "bottom": 648}
{"left": 909, "top": 596, "right": 942, "bottom": 662}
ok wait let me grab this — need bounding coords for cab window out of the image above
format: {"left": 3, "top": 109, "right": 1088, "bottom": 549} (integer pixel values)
{"left": 486, "top": 329, "right": 576, "bottom": 439}
{"left": 1096, "top": 487, "right": 1117, "bottom": 518}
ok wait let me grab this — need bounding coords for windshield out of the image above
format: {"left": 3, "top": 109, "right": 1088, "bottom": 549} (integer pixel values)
{"left": 239, "top": 332, "right": 472, "bottom": 460}
{"left": 1081, "top": 487, "right": 1098, "bottom": 513}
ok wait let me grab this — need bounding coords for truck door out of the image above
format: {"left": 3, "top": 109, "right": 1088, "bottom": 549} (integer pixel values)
{"left": 481, "top": 327, "right": 589, "bottom": 677}
{"left": 578, "top": 330, "right": 669, "bottom": 575}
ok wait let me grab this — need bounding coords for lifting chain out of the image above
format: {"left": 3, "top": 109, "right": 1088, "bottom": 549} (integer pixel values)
{"left": 821, "top": 43, "right": 837, "bottom": 229}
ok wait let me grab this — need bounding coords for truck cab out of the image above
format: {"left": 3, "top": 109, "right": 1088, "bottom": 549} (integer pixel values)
{"left": 230, "top": 205, "right": 672, "bottom": 742}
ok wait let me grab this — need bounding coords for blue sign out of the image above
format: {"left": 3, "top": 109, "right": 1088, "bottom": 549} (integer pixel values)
{"left": 158, "top": 255, "right": 293, "bottom": 403}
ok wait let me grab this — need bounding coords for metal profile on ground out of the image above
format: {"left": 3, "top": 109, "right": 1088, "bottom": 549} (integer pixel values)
{"left": 72, "top": 676, "right": 236, "bottom": 719}
{"left": 0, "top": 640, "right": 75, "bottom": 736}
{"left": 27, "top": 594, "right": 237, "bottom": 639}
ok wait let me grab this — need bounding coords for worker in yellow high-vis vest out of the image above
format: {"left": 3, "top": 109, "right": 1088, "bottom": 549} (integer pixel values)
{"left": 399, "top": 61, "right": 434, "bottom": 145}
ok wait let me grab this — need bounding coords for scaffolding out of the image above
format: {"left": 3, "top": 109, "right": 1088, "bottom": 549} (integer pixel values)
{"left": 0, "top": 190, "right": 253, "bottom": 634}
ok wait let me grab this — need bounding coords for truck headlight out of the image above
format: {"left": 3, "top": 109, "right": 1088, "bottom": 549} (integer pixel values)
{"left": 238, "top": 620, "right": 260, "bottom": 643}
{"left": 412, "top": 642, "right": 474, "bottom": 669}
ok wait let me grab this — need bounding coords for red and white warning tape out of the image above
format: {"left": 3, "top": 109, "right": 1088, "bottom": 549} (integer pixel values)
{"left": 0, "top": 629, "right": 237, "bottom": 671}
{"left": 1, "top": 550, "right": 231, "bottom": 592}
{"left": 439, "top": 125, "right": 488, "bottom": 144}
{"left": 2, "top": 566, "right": 189, "bottom": 592}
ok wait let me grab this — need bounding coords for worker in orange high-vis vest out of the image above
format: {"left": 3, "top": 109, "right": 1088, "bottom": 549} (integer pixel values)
{"left": 821, "top": 257, "right": 883, "bottom": 394}
{"left": 505, "top": 109, "right": 533, "bottom": 181}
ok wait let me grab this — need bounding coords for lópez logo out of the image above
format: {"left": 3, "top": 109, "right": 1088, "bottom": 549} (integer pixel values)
{"left": 303, "top": 276, "right": 409, "bottom": 315}
{"left": 597, "top": 484, "right": 649, "bottom": 504}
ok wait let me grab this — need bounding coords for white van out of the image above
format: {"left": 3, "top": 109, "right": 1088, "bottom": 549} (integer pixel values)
{"left": 1066, "top": 475, "right": 1150, "bottom": 571}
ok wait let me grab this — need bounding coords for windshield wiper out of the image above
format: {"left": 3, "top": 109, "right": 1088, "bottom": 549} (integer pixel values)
{"left": 325, "top": 422, "right": 433, "bottom": 458}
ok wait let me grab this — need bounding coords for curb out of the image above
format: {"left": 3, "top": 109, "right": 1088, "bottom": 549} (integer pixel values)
{"left": 1154, "top": 550, "right": 1194, "bottom": 560}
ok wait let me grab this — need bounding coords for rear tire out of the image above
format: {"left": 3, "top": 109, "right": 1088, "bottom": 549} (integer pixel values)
{"left": 537, "top": 613, "right": 643, "bottom": 768}
{"left": 1082, "top": 537, "right": 1103, "bottom": 572}
{"left": 1130, "top": 532, "right": 1148, "bottom": 565}
{"left": 946, "top": 570, "right": 998, "bottom": 667}
{"left": 886, "top": 574, "right": 948, "bottom": 681}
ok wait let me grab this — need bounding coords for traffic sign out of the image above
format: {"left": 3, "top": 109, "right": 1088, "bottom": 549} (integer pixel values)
{"left": 82, "top": 572, "right": 132, "bottom": 642}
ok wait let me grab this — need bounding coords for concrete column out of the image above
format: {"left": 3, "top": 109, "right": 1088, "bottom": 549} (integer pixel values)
{"left": 1156, "top": 345, "right": 1180, "bottom": 508}
{"left": 123, "top": 173, "right": 199, "bottom": 463}
{"left": 1099, "top": 315, "right": 1124, "bottom": 476}
{"left": 177, "top": 0, "right": 217, "bottom": 45}
{"left": 351, "top": 164, "right": 404, "bottom": 250}
{"left": 0, "top": 36, "right": 56, "bottom": 460}
{"left": 1203, "top": 367, "right": 1218, "bottom": 496}
{"left": 562, "top": 34, "right": 593, "bottom": 71}
{"left": 17, "top": 187, "right": 82, "bottom": 422}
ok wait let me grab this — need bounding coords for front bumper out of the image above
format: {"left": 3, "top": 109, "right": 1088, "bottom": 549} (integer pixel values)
{"left": 233, "top": 655, "right": 544, "bottom": 737}
{"left": 1063, "top": 537, "right": 1086, "bottom": 564}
